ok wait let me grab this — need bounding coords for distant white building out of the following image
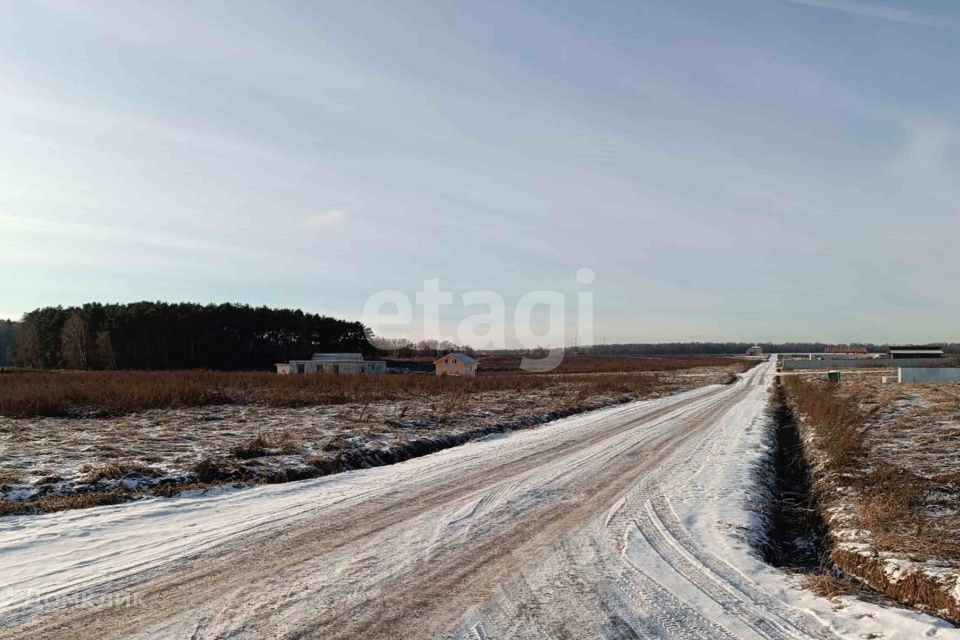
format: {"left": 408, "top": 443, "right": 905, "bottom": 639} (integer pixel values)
{"left": 277, "top": 353, "right": 386, "bottom": 375}
{"left": 746, "top": 345, "right": 763, "bottom": 356}
{"left": 888, "top": 345, "right": 944, "bottom": 360}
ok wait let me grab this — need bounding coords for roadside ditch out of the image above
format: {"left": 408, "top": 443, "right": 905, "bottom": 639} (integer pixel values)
{"left": 757, "top": 377, "right": 948, "bottom": 618}
{"left": 759, "top": 378, "right": 829, "bottom": 572}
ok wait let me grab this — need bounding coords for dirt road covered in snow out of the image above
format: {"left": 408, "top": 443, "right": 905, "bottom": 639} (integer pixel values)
{"left": 1, "top": 359, "right": 954, "bottom": 639}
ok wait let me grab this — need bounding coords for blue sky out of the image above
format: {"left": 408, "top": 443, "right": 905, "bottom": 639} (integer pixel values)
{"left": 2, "top": 0, "right": 958, "bottom": 345}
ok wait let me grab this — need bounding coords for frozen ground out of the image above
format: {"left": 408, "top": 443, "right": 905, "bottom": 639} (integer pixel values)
{"left": 0, "top": 360, "right": 956, "bottom": 638}
{"left": 0, "top": 367, "right": 733, "bottom": 507}
{"left": 788, "top": 371, "right": 960, "bottom": 621}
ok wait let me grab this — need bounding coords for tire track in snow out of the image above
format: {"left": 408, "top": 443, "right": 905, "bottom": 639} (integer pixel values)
{"left": 456, "top": 381, "right": 761, "bottom": 640}
{"left": 1, "top": 362, "right": 842, "bottom": 640}
{"left": 606, "top": 364, "right": 841, "bottom": 640}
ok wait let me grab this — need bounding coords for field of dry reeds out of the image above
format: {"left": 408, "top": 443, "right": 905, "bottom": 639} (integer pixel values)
{"left": 782, "top": 373, "right": 960, "bottom": 621}
{"left": 781, "top": 376, "right": 867, "bottom": 472}
{"left": 0, "top": 369, "right": 663, "bottom": 418}
{"left": 0, "top": 355, "right": 757, "bottom": 418}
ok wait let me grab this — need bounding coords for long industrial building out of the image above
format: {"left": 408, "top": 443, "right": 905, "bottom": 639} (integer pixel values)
{"left": 277, "top": 353, "right": 386, "bottom": 375}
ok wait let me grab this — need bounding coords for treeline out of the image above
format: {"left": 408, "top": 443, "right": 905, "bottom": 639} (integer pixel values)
{"left": 588, "top": 342, "right": 960, "bottom": 355}
{"left": 590, "top": 342, "right": 868, "bottom": 355}
{"left": 14, "top": 302, "right": 373, "bottom": 371}
{"left": 482, "top": 342, "right": 960, "bottom": 356}
{"left": 368, "top": 336, "right": 478, "bottom": 359}
{"left": 0, "top": 320, "right": 19, "bottom": 366}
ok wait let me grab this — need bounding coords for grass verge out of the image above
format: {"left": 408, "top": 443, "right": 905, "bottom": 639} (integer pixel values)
{"left": 783, "top": 374, "right": 960, "bottom": 623}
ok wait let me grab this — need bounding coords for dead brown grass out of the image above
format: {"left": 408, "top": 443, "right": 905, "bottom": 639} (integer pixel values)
{"left": 782, "top": 376, "right": 866, "bottom": 471}
{"left": 0, "top": 367, "right": 680, "bottom": 418}
{"left": 854, "top": 464, "right": 960, "bottom": 561}
{"left": 0, "top": 473, "right": 22, "bottom": 492}
{"left": 784, "top": 374, "right": 960, "bottom": 623}
{"left": 804, "top": 573, "right": 861, "bottom": 599}
{"left": 190, "top": 458, "right": 239, "bottom": 484}
{"left": 0, "top": 482, "right": 233, "bottom": 516}
{"left": 0, "top": 490, "right": 142, "bottom": 517}
{"left": 786, "top": 377, "right": 960, "bottom": 563}
{"left": 0, "top": 370, "right": 230, "bottom": 417}
{"left": 0, "top": 362, "right": 744, "bottom": 517}
{"left": 230, "top": 434, "right": 272, "bottom": 459}
{"left": 832, "top": 547, "right": 960, "bottom": 622}
{"left": 84, "top": 462, "right": 163, "bottom": 482}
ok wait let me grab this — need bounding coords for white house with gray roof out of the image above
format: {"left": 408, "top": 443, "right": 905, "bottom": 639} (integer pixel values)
{"left": 277, "top": 352, "right": 386, "bottom": 375}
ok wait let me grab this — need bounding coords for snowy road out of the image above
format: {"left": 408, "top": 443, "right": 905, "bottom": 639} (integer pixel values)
{"left": 1, "top": 359, "right": 955, "bottom": 639}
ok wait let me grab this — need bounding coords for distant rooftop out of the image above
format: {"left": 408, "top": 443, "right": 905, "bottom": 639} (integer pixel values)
{"left": 889, "top": 345, "right": 944, "bottom": 351}
{"left": 436, "top": 353, "right": 478, "bottom": 364}
{"left": 311, "top": 353, "right": 364, "bottom": 362}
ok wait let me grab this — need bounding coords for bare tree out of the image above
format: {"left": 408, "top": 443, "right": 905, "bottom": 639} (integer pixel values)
{"left": 415, "top": 339, "right": 439, "bottom": 357}
{"left": 439, "top": 340, "right": 457, "bottom": 353}
{"left": 367, "top": 337, "right": 417, "bottom": 358}
{"left": 390, "top": 338, "right": 415, "bottom": 358}
{"left": 61, "top": 313, "right": 92, "bottom": 371}
{"left": 16, "top": 321, "right": 42, "bottom": 369}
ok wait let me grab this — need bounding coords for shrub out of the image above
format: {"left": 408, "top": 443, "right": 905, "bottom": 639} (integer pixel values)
{"left": 230, "top": 434, "right": 271, "bottom": 459}
{"left": 190, "top": 458, "right": 235, "bottom": 484}
{"left": 84, "top": 462, "right": 162, "bottom": 482}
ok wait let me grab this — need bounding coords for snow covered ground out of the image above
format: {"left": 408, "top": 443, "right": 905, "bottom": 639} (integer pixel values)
{"left": 659, "top": 367, "right": 958, "bottom": 639}
{"left": 0, "top": 367, "right": 735, "bottom": 509}
{"left": 0, "top": 359, "right": 956, "bottom": 638}
{"left": 786, "top": 372, "right": 960, "bottom": 623}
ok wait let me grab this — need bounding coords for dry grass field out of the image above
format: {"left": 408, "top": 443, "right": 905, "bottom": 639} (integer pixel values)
{"left": 0, "top": 354, "right": 749, "bottom": 418}
{"left": 0, "top": 369, "right": 569, "bottom": 418}
{"left": 783, "top": 372, "right": 960, "bottom": 620}
{"left": 0, "top": 357, "right": 758, "bottom": 516}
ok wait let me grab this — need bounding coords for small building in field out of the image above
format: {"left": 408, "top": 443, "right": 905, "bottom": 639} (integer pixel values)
{"left": 278, "top": 353, "right": 386, "bottom": 375}
{"left": 889, "top": 345, "right": 944, "bottom": 360}
{"left": 824, "top": 345, "right": 869, "bottom": 355}
{"left": 434, "top": 353, "right": 478, "bottom": 377}
{"left": 746, "top": 345, "right": 764, "bottom": 356}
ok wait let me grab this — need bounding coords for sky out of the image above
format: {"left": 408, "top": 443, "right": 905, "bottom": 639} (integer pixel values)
{"left": 2, "top": 0, "right": 958, "bottom": 346}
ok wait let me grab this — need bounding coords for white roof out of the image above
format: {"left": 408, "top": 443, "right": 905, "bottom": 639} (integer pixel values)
{"left": 311, "top": 353, "right": 364, "bottom": 362}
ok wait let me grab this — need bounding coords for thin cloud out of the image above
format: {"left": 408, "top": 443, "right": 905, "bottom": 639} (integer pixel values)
{"left": 0, "top": 215, "right": 245, "bottom": 255}
{"left": 307, "top": 210, "right": 346, "bottom": 227}
{"left": 776, "top": 0, "right": 960, "bottom": 30}
{"left": 891, "top": 120, "right": 960, "bottom": 205}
